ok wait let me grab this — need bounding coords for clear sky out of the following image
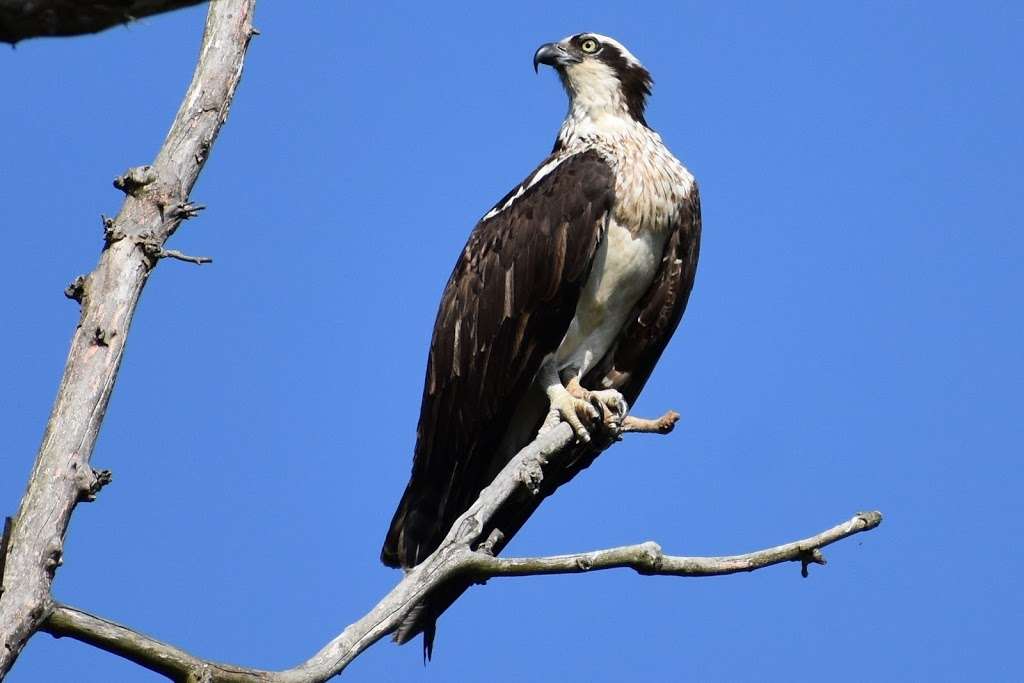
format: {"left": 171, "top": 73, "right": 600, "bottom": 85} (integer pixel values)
{"left": 2, "top": 2, "right": 1021, "bottom": 681}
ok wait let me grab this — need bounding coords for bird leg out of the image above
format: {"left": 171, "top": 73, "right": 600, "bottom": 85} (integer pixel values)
{"left": 538, "top": 362, "right": 601, "bottom": 443}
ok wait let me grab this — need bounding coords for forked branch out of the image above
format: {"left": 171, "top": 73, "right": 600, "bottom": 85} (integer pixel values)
{"left": 464, "top": 511, "right": 882, "bottom": 578}
{"left": 39, "top": 415, "right": 883, "bottom": 682}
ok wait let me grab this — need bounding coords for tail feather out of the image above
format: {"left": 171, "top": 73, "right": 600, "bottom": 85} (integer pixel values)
{"left": 384, "top": 438, "right": 602, "bottom": 661}
{"left": 393, "top": 602, "right": 436, "bottom": 661}
{"left": 393, "top": 582, "right": 471, "bottom": 662}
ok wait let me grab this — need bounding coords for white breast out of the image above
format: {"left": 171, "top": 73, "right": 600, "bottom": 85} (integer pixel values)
{"left": 554, "top": 216, "right": 666, "bottom": 375}
{"left": 550, "top": 123, "right": 694, "bottom": 379}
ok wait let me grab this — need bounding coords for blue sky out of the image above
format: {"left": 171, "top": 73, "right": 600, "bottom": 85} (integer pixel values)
{"left": 2, "top": 2, "right": 1021, "bottom": 681}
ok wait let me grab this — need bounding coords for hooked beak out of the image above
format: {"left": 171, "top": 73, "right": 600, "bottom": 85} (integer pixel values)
{"left": 533, "top": 42, "right": 580, "bottom": 72}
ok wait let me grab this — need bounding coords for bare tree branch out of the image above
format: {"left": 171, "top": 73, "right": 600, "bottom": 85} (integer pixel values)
{"left": 36, "top": 415, "right": 883, "bottom": 682}
{"left": 43, "top": 604, "right": 266, "bottom": 683}
{"left": 462, "top": 511, "right": 883, "bottom": 578}
{"left": 0, "top": 0, "right": 208, "bottom": 44}
{"left": 0, "top": 0, "right": 255, "bottom": 677}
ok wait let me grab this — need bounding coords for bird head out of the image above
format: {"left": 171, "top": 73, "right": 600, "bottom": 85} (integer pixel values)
{"left": 534, "top": 33, "right": 652, "bottom": 126}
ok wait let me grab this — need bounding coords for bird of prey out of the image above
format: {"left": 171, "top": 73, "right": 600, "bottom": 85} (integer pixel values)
{"left": 382, "top": 33, "right": 701, "bottom": 656}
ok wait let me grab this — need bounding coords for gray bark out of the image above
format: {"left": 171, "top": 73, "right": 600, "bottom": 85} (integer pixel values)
{"left": 0, "top": 0, "right": 255, "bottom": 677}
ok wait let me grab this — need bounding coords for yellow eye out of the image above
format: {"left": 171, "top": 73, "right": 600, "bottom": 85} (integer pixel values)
{"left": 581, "top": 38, "right": 599, "bottom": 54}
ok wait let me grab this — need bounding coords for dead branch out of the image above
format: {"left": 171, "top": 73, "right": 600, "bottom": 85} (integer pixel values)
{"left": 463, "top": 511, "right": 883, "bottom": 578}
{"left": 43, "top": 605, "right": 273, "bottom": 683}
{"left": 0, "top": 0, "right": 208, "bottom": 44}
{"left": 37, "top": 416, "right": 883, "bottom": 682}
{"left": 156, "top": 247, "right": 213, "bottom": 265}
{"left": 0, "top": 0, "right": 255, "bottom": 677}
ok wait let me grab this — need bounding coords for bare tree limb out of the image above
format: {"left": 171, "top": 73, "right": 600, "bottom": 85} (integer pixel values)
{"left": 462, "top": 511, "right": 883, "bottom": 578}
{"left": 43, "top": 604, "right": 265, "bottom": 682}
{"left": 0, "top": 0, "right": 254, "bottom": 677}
{"left": 0, "top": 0, "right": 208, "bottom": 44}
{"left": 36, "top": 415, "right": 883, "bottom": 682}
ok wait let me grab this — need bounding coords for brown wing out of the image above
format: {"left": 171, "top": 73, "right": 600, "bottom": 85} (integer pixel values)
{"left": 381, "top": 149, "right": 615, "bottom": 569}
{"left": 582, "top": 182, "right": 702, "bottom": 403}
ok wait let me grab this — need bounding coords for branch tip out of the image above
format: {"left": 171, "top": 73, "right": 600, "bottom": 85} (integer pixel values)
{"left": 855, "top": 510, "right": 883, "bottom": 529}
{"left": 159, "top": 249, "right": 213, "bottom": 265}
{"left": 77, "top": 468, "right": 113, "bottom": 503}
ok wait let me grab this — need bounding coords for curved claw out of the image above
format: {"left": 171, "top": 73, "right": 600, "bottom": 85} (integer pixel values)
{"left": 588, "top": 388, "right": 629, "bottom": 430}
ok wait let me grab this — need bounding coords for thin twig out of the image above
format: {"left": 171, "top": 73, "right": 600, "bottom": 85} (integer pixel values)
{"left": 160, "top": 248, "right": 212, "bottom": 265}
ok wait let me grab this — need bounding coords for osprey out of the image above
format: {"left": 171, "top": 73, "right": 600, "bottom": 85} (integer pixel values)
{"left": 382, "top": 33, "right": 701, "bottom": 655}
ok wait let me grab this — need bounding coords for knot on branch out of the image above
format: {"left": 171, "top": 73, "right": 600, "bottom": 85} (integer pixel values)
{"left": 44, "top": 538, "right": 63, "bottom": 578}
{"left": 113, "top": 165, "right": 158, "bottom": 196}
{"left": 799, "top": 548, "right": 827, "bottom": 578}
{"left": 91, "top": 326, "right": 116, "bottom": 347}
{"left": 102, "top": 215, "right": 126, "bottom": 246}
{"left": 193, "top": 136, "right": 214, "bottom": 166}
{"left": 64, "top": 275, "right": 87, "bottom": 303}
{"left": 185, "top": 664, "right": 214, "bottom": 683}
{"left": 635, "top": 541, "right": 665, "bottom": 574}
{"left": 76, "top": 466, "right": 113, "bottom": 503}
{"left": 519, "top": 459, "right": 544, "bottom": 495}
